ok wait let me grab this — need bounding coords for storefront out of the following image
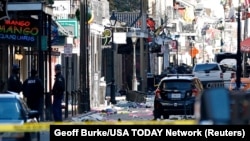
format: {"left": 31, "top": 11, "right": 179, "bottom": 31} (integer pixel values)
{"left": 0, "top": 2, "right": 54, "bottom": 95}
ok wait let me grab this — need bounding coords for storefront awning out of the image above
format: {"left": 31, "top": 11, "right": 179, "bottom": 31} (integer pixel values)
{"left": 50, "top": 17, "right": 71, "bottom": 46}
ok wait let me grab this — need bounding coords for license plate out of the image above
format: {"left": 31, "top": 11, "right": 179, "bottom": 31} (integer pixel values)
{"left": 171, "top": 93, "right": 181, "bottom": 98}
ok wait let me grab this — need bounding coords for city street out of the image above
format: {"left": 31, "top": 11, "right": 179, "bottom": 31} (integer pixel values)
{"left": 40, "top": 94, "right": 155, "bottom": 140}
{"left": 39, "top": 94, "right": 196, "bottom": 140}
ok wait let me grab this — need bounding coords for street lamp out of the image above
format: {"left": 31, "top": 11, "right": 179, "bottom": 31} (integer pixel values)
{"left": 131, "top": 30, "right": 138, "bottom": 91}
{"left": 201, "top": 24, "right": 209, "bottom": 62}
{"left": 109, "top": 11, "right": 117, "bottom": 104}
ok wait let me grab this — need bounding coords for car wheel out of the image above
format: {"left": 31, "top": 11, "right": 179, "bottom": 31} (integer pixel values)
{"left": 163, "top": 113, "right": 170, "bottom": 119}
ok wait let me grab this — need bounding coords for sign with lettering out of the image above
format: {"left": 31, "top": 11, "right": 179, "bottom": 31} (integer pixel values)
{"left": 0, "top": 18, "right": 39, "bottom": 47}
{"left": 202, "top": 81, "right": 224, "bottom": 89}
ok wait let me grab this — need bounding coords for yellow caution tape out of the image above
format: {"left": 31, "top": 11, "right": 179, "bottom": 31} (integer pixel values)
{"left": 0, "top": 120, "right": 197, "bottom": 132}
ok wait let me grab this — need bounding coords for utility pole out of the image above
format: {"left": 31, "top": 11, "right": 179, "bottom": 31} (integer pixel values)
{"left": 243, "top": 5, "right": 248, "bottom": 77}
{"left": 79, "top": 0, "right": 90, "bottom": 113}
{"left": 38, "top": 12, "right": 45, "bottom": 121}
{"left": 140, "top": 0, "right": 147, "bottom": 92}
{"left": 236, "top": 0, "right": 242, "bottom": 89}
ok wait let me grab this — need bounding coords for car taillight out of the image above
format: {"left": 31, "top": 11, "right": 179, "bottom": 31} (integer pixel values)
{"left": 192, "top": 88, "right": 198, "bottom": 97}
{"left": 220, "top": 72, "right": 223, "bottom": 79}
{"left": 231, "top": 72, "right": 235, "bottom": 78}
{"left": 155, "top": 88, "right": 161, "bottom": 99}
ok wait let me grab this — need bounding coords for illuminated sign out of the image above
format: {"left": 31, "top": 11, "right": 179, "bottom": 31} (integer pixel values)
{"left": 0, "top": 18, "right": 39, "bottom": 47}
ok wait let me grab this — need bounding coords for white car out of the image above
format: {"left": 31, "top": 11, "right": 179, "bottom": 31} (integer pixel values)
{"left": 192, "top": 62, "right": 224, "bottom": 89}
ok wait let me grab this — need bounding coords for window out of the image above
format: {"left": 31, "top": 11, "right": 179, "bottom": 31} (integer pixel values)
{"left": 194, "top": 64, "right": 220, "bottom": 71}
{"left": 0, "top": 99, "right": 21, "bottom": 120}
{"left": 162, "top": 80, "right": 192, "bottom": 90}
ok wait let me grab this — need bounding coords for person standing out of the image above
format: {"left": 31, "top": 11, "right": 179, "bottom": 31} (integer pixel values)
{"left": 52, "top": 64, "right": 65, "bottom": 121}
{"left": 7, "top": 64, "right": 22, "bottom": 94}
{"left": 22, "top": 69, "right": 44, "bottom": 120}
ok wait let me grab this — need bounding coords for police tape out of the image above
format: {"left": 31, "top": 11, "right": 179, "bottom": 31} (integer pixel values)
{"left": 0, "top": 120, "right": 197, "bottom": 132}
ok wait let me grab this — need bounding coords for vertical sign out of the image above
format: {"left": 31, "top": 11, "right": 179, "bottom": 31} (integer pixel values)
{"left": 171, "top": 40, "right": 178, "bottom": 51}
{"left": 0, "top": 0, "right": 9, "bottom": 20}
{"left": 64, "top": 44, "right": 73, "bottom": 57}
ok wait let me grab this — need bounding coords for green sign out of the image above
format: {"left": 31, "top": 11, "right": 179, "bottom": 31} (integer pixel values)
{"left": 57, "top": 19, "right": 78, "bottom": 37}
{"left": 41, "top": 36, "right": 48, "bottom": 51}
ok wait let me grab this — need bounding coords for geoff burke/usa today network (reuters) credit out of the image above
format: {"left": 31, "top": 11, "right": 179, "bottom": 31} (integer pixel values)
{"left": 50, "top": 124, "right": 250, "bottom": 139}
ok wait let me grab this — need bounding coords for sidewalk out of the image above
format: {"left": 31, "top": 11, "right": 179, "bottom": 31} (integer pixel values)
{"left": 62, "top": 95, "right": 154, "bottom": 122}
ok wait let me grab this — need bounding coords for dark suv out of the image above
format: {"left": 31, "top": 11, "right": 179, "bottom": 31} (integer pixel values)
{"left": 153, "top": 74, "right": 204, "bottom": 119}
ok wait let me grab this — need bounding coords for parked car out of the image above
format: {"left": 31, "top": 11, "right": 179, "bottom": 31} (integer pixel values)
{"left": 0, "top": 91, "right": 39, "bottom": 141}
{"left": 153, "top": 74, "right": 204, "bottom": 119}
{"left": 192, "top": 62, "right": 224, "bottom": 89}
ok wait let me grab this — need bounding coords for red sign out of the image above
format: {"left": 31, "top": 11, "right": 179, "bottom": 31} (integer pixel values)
{"left": 171, "top": 40, "right": 178, "bottom": 50}
{"left": 189, "top": 47, "right": 199, "bottom": 58}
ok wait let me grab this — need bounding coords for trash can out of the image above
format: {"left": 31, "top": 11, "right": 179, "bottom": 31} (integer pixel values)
{"left": 99, "top": 77, "right": 106, "bottom": 105}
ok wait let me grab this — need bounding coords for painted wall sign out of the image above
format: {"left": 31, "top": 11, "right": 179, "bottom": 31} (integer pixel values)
{"left": 0, "top": 18, "right": 39, "bottom": 47}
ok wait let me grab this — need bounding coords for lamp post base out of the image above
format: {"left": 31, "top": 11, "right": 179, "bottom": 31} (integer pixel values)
{"left": 132, "top": 78, "right": 138, "bottom": 91}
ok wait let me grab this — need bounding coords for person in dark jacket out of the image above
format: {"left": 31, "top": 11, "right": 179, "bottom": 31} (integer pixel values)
{"left": 7, "top": 64, "right": 22, "bottom": 94}
{"left": 22, "top": 69, "right": 44, "bottom": 120}
{"left": 52, "top": 64, "right": 65, "bottom": 121}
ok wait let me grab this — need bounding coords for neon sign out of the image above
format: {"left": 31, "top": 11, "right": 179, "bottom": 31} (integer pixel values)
{"left": 0, "top": 19, "right": 39, "bottom": 47}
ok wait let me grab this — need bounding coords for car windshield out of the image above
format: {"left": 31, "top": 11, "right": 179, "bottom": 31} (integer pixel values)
{"left": 161, "top": 80, "right": 192, "bottom": 90}
{"left": 194, "top": 64, "right": 220, "bottom": 71}
{"left": 0, "top": 98, "right": 21, "bottom": 120}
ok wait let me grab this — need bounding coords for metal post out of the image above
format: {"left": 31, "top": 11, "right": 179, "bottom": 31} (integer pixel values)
{"left": 132, "top": 40, "right": 138, "bottom": 91}
{"left": 203, "top": 35, "right": 205, "bottom": 62}
{"left": 220, "top": 29, "right": 223, "bottom": 52}
{"left": 140, "top": 0, "right": 147, "bottom": 92}
{"left": 38, "top": 12, "right": 45, "bottom": 121}
{"left": 47, "top": 14, "right": 52, "bottom": 121}
{"left": 79, "top": 0, "right": 90, "bottom": 113}
{"left": 110, "top": 27, "right": 116, "bottom": 104}
{"left": 109, "top": 11, "right": 117, "bottom": 104}
{"left": 65, "top": 57, "right": 69, "bottom": 118}
{"left": 236, "top": 0, "right": 242, "bottom": 89}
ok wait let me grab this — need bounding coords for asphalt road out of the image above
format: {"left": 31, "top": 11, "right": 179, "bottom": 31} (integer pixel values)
{"left": 39, "top": 107, "right": 154, "bottom": 140}
{"left": 39, "top": 94, "right": 195, "bottom": 140}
